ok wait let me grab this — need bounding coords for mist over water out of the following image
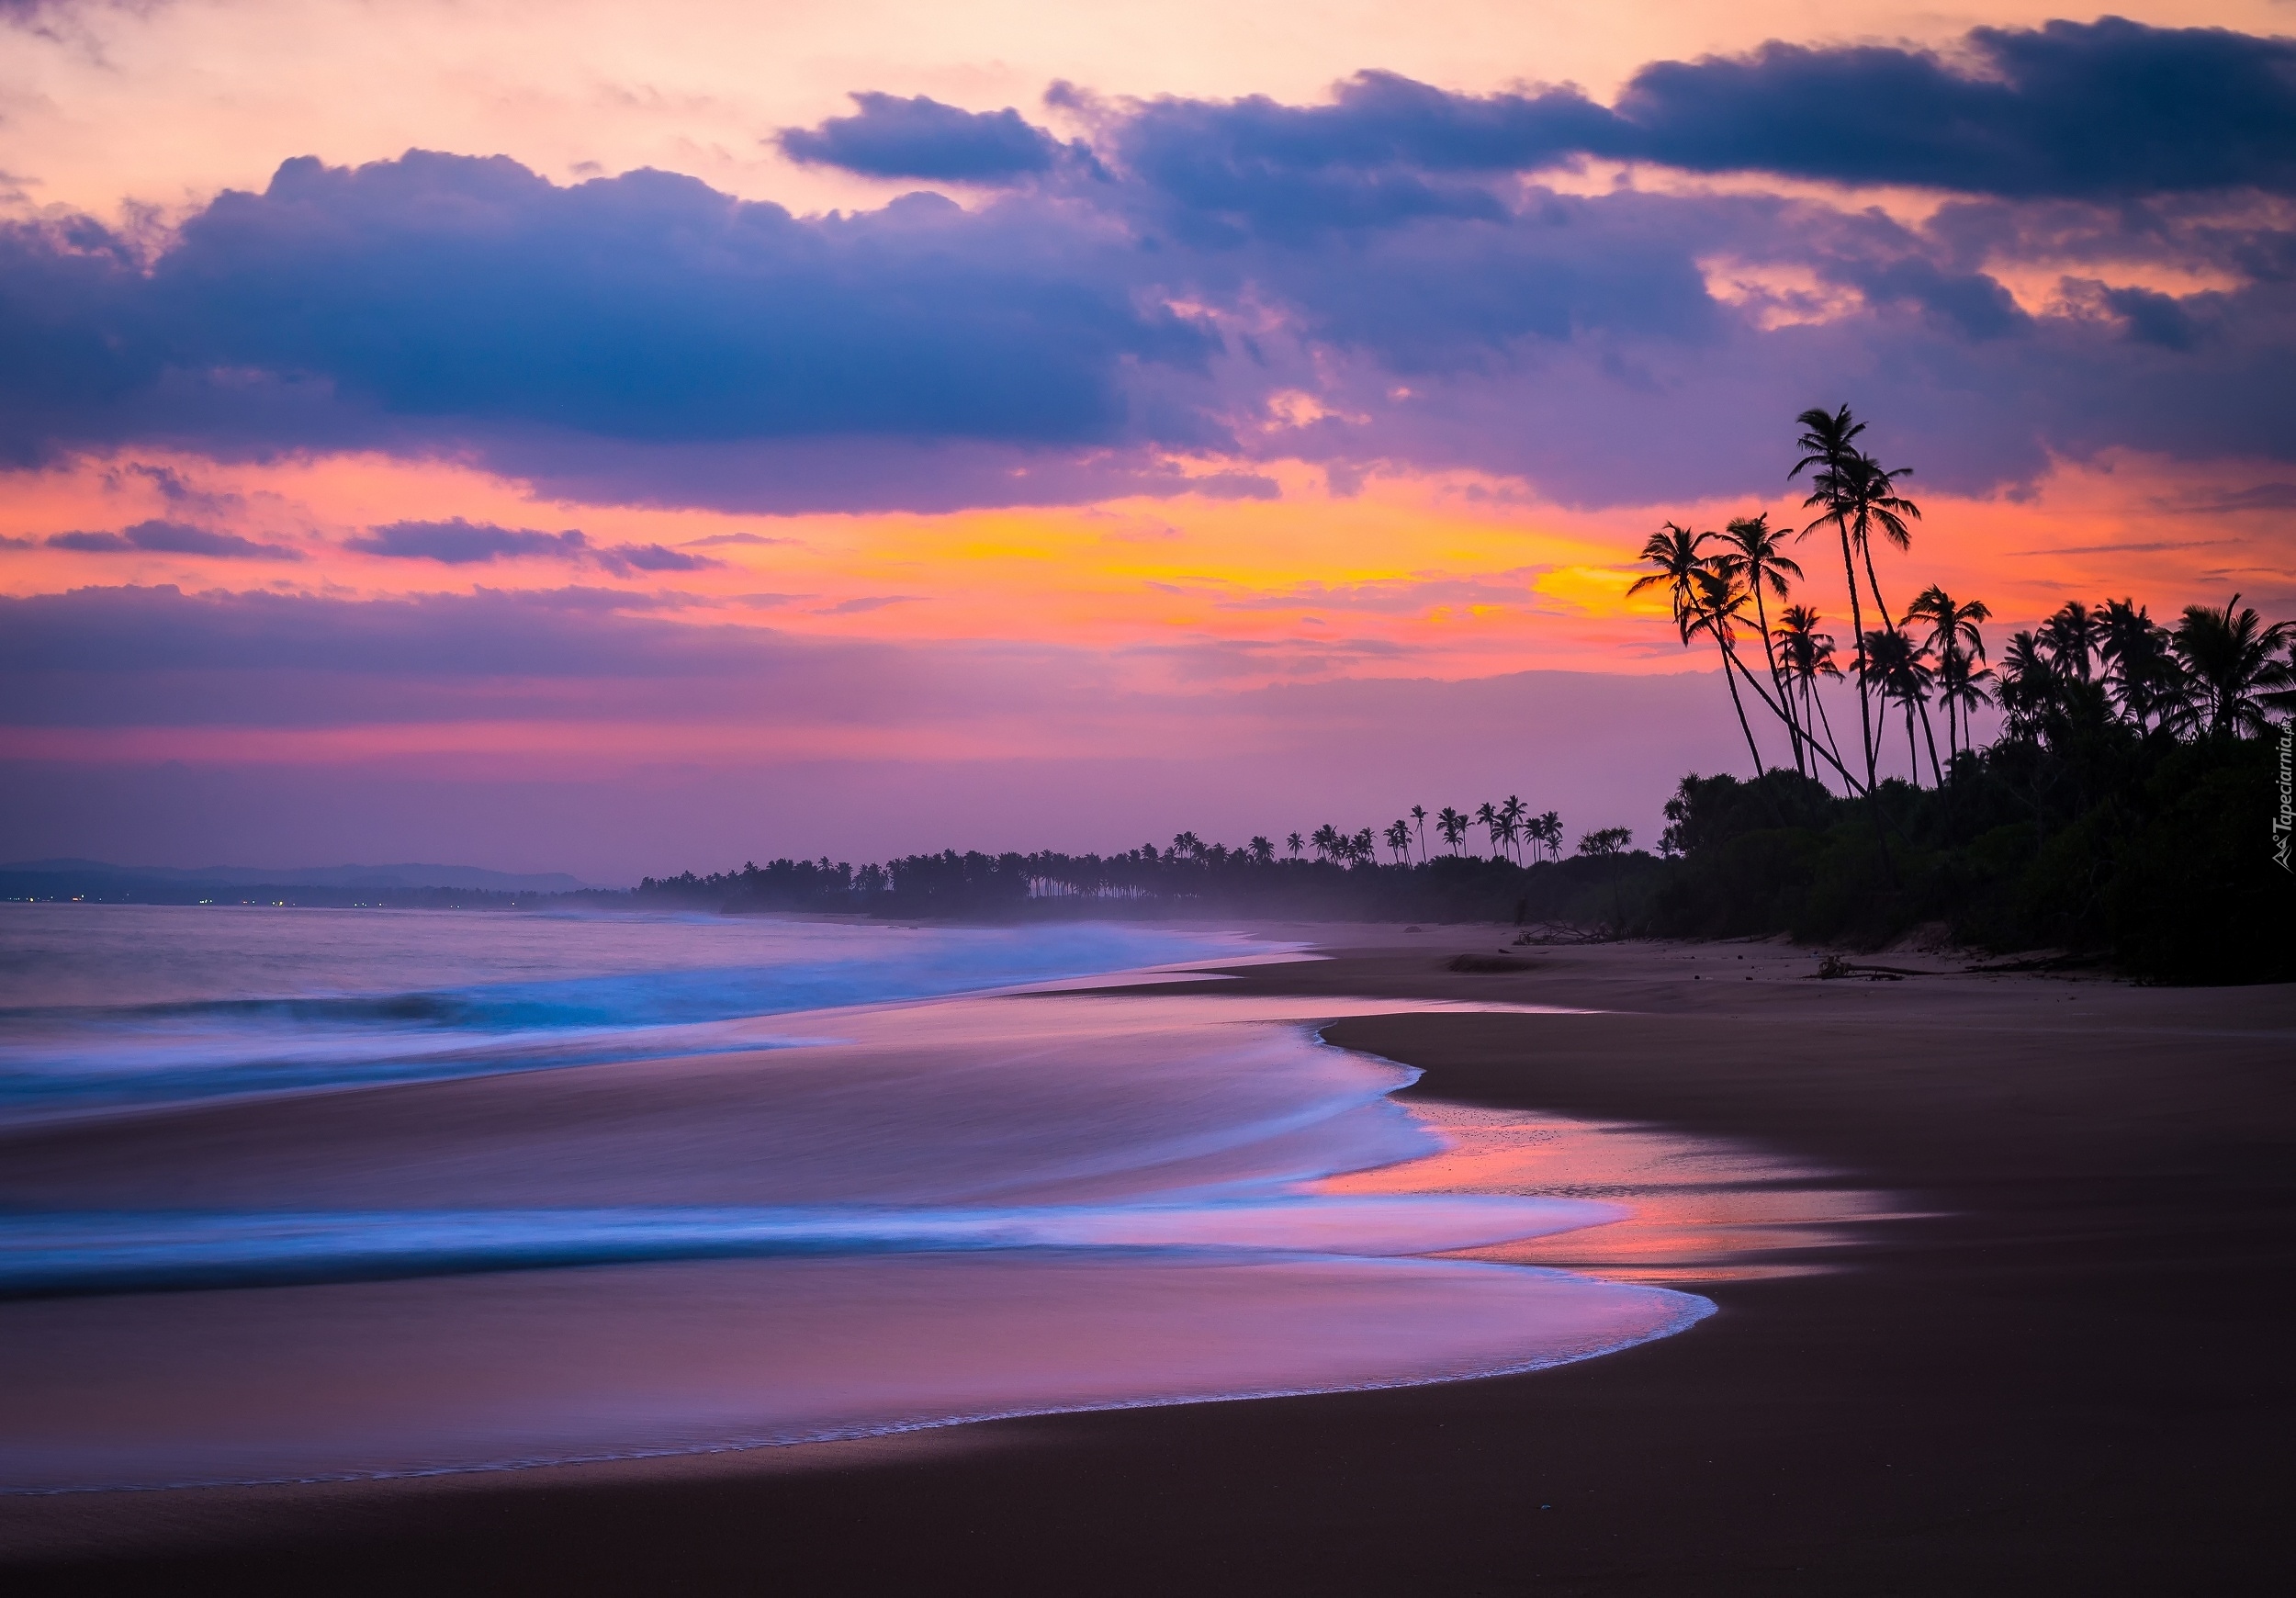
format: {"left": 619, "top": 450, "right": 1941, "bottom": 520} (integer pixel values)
{"left": 0, "top": 906, "right": 1247, "bottom": 1120}
{"left": 0, "top": 907, "right": 1708, "bottom": 1491}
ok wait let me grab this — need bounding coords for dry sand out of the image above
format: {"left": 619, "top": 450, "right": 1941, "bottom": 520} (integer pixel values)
{"left": 8, "top": 928, "right": 2292, "bottom": 1594}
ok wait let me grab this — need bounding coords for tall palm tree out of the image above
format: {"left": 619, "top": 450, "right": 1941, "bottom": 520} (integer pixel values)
{"left": 2038, "top": 601, "right": 2105, "bottom": 683}
{"left": 1436, "top": 806, "right": 1468, "bottom": 855}
{"left": 1628, "top": 521, "right": 1718, "bottom": 617}
{"left": 1473, "top": 801, "right": 1502, "bottom": 860}
{"left": 1902, "top": 586, "right": 1990, "bottom": 764}
{"left": 1409, "top": 804, "right": 1427, "bottom": 862}
{"left": 1384, "top": 819, "right": 1412, "bottom": 864}
{"left": 1499, "top": 795, "right": 1527, "bottom": 863}
{"left": 2169, "top": 593, "right": 2295, "bottom": 737}
{"left": 2097, "top": 598, "right": 2178, "bottom": 732}
{"left": 1838, "top": 452, "right": 1920, "bottom": 647}
{"left": 1864, "top": 627, "right": 1940, "bottom": 784}
{"left": 1285, "top": 831, "right": 1303, "bottom": 860}
{"left": 1792, "top": 407, "right": 1881, "bottom": 794}
{"left": 1998, "top": 629, "right": 2059, "bottom": 740}
{"left": 1936, "top": 647, "right": 1997, "bottom": 767}
{"left": 1714, "top": 512, "right": 1808, "bottom": 773}
{"left": 1772, "top": 604, "right": 1849, "bottom": 786}
{"left": 1677, "top": 567, "right": 1766, "bottom": 777}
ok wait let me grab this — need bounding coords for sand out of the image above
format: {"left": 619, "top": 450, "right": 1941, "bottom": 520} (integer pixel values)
{"left": 6, "top": 927, "right": 2292, "bottom": 1593}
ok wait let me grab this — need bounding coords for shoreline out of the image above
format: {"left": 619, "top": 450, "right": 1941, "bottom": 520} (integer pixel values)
{"left": 7, "top": 925, "right": 2292, "bottom": 1592}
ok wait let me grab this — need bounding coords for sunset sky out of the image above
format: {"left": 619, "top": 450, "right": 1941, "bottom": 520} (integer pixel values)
{"left": 5, "top": 1, "right": 2292, "bottom": 879}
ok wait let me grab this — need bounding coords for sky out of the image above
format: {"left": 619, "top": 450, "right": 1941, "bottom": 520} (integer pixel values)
{"left": 3, "top": 0, "right": 2293, "bottom": 880}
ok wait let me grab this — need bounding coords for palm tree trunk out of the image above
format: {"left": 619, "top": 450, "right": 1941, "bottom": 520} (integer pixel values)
{"left": 1750, "top": 583, "right": 1805, "bottom": 778}
{"left": 1727, "top": 647, "right": 1867, "bottom": 794}
{"left": 1836, "top": 520, "right": 1897, "bottom": 880}
{"left": 1716, "top": 643, "right": 1764, "bottom": 779}
{"left": 1916, "top": 698, "right": 1942, "bottom": 786}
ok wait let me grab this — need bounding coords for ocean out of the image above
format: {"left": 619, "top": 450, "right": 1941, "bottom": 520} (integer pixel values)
{"left": 0, "top": 904, "right": 1709, "bottom": 1491}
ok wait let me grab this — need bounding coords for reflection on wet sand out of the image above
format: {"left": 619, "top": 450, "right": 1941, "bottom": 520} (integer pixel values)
{"left": 1322, "top": 1098, "right": 1909, "bottom": 1283}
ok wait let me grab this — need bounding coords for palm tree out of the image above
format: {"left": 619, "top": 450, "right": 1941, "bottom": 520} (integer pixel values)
{"left": 1714, "top": 512, "right": 1808, "bottom": 773}
{"left": 1936, "top": 647, "right": 1997, "bottom": 767}
{"left": 1792, "top": 408, "right": 1880, "bottom": 793}
{"left": 1528, "top": 810, "right": 1560, "bottom": 862}
{"left": 2038, "top": 601, "right": 2105, "bottom": 684}
{"left": 1627, "top": 521, "right": 1717, "bottom": 614}
{"left": 1772, "top": 604, "right": 1849, "bottom": 786}
{"left": 1474, "top": 801, "right": 1502, "bottom": 859}
{"left": 1678, "top": 566, "right": 1768, "bottom": 778}
{"left": 1309, "top": 824, "right": 1339, "bottom": 862}
{"left": 1384, "top": 819, "right": 1412, "bottom": 864}
{"left": 1248, "top": 836, "right": 1275, "bottom": 864}
{"left": 1903, "top": 586, "right": 1991, "bottom": 765}
{"left": 2169, "top": 594, "right": 2295, "bottom": 737}
{"left": 1351, "top": 827, "right": 1375, "bottom": 866}
{"left": 2097, "top": 598, "right": 2179, "bottom": 732}
{"left": 1838, "top": 452, "right": 1920, "bottom": 647}
{"left": 1576, "top": 826, "right": 1634, "bottom": 934}
{"left": 1436, "top": 806, "right": 1468, "bottom": 855}
{"left": 1285, "top": 831, "right": 1303, "bottom": 860}
{"left": 1409, "top": 804, "right": 1427, "bottom": 862}
{"left": 1499, "top": 795, "right": 1527, "bottom": 863}
{"left": 1864, "top": 627, "right": 1940, "bottom": 783}
{"left": 1998, "top": 629, "right": 2060, "bottom": 740}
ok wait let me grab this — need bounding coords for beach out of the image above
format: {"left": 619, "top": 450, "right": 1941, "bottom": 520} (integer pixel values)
{"left": 6, "top": 924, "right": 2292, "bottom": 1592}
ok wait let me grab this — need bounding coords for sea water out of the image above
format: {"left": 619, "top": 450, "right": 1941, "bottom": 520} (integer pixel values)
{"left": 0, "top": 905, "right": 1711, "bottom": 1491}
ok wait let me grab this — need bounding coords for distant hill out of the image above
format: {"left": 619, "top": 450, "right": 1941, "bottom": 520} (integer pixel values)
{"left": 0, "top": 859, "right": 602, "bottom": 900}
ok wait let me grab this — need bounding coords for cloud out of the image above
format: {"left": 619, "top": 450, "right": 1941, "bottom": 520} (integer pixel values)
{"left": 44, "top": 518, "right": 301, "bottom": 560}
{"left": 1610, "top": 20, "right": 2296, "bottom": 200}
{"left": 682, "top": 531, "right": 798, "bottom": 547}
{"left": 347, "top": 519, "right": 588, "bottom": 565}
{"left": 1114, "top": 21, "right": 2296, "bottom": 208}
{"left": 777, "top": 93, "right": 1073, "bottom": 182}
{"left": 345, "top": 518, "right": 720, "bottom": 575}
{"left": 814, "top": 595, "right": 917, "bottom": 614}
{"left": 0, "top": 20, "right": 2290, "bottom": 514}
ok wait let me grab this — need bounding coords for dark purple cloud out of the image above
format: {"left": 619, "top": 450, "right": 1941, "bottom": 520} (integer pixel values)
{"left": 1109, "top": 20, "right": 2296, "bottom": 212}
{"left": 777, "top": 93, "right": 1078, "bottom": 182}
{"left": 345, "top": 518, "right": 718, "bottom": 575}
{"left": 43, "top": 518, "right": 301, "bottom": 559}
{"left": 0, "top": 19, "right": 2290, "bottom": 512}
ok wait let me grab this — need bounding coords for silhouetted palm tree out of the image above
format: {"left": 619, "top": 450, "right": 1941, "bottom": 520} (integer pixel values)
{"left": 1384, "top": 819, "right": 1412, "bottom": 864}
{"left": 2169, "top": 593, "right": 2295, "bottom": 737}
{"left": 1793, "top": 408, "right": 1880, "bottom": 793}
{"left": 1998, "top": 629, "right": 2060, "bottom": 740}
{"left": 1773, "top": 603, "right": 1848, "bottom": 784}
{"left": 1474, "top": 801, "right": 1502, "bottom": 859}
{"left": 1576, "top": 827, "right": 1634, "bottom": 934}
{"left": 1903, "top": 585, "right": 1990, "bottom": 766}
{"left": 1409, "top": 804, "right": 1427, "bottom": 862}
{"left": 1499, "top": 795, "right": 1527, "bottom": 863}
{"left": 1936, "top": 647, "right": 1997, "bottom": 769}
{"left": 1680, "top": 566, "right": 1768, "bottom": 778}
{"left": 2038, "top": 601, "right": 2105, "bottom": 683}
{"left": 1715, "top": 512, "right": 1808, "bottom": 773}
{"left": 2097, "top": 598, "right": 2179, "bottom": 732}
{"left": 1285, "top": 831, "right": 1303, "bottom": 860}
{"left": 1536, "top": 810, "right": 1561, "bottom": 862}
{"left": 1249, "top": 836, "right": 1275, "bottom": 865}
{"left": 1436, "top": 806, "right": 1468, "bottom": 854}
{"left": 1628, "top": 521, "right": 1718, "bottom": 617}
{"left": 1865, "top": 627, "right": 1939, "bottom": 783}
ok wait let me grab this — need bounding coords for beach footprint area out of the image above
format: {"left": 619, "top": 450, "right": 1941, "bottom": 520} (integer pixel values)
{"left": 0, "top": 912, "right": 1722, "bottom": 1496}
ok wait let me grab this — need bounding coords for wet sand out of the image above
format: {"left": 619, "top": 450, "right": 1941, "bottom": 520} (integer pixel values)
{"left": 9, "top": 928, "right": 2294, "bottom": 1593}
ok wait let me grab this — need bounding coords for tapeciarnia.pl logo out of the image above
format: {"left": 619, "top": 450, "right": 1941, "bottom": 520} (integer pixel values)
{"left": 2276, "top": 719, "right": 2293, "bottom": 872}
